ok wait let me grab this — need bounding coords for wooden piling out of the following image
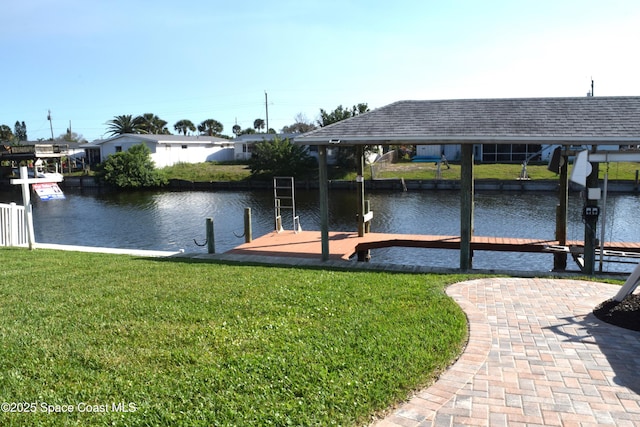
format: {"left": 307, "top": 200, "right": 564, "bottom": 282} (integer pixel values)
{"left": 318, "top": 146, "right": 329, "bottom": 261}
{"left": 206, "top": 217, "right": 215, "bottom": 254}
{"left": 460, "top": 145, "right": 474, "bottom": 271}
{"left": 356, "top": 146, "right": 365, "bottom": 237}
{"left": 554, "top": 152, "right": 568, "bottom": 271}
{"left": 244, "top": 207, "right": 252, "bottom": 243}
{"left": 583, "top": 161, "right": 599, "bottom": 275}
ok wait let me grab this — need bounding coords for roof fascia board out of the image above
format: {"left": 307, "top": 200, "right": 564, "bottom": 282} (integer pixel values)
{"left": 295, "top": 136, "right": 640, "bottom": 145}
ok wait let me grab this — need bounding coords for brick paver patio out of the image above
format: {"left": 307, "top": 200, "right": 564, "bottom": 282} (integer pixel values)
{"left": 373, "top": 278, "right": 640, "bottom": 426}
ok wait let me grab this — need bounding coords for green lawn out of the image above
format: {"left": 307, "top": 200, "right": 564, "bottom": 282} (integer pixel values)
{"left": 0, "top": 248, "right": 469, "bottom": 426}
{"left": 155, "top": 161, "right": 640, "bottom": 183}
{"left": 161, "top": 162, "right": 253, "bottom": 182}
{"left": 373, "top": 161, "right": 640, "bottom": 181}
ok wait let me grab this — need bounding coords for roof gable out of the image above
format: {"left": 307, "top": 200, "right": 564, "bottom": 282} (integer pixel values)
{"left": 295, "top": 97, "right": 640, "bottom": 145}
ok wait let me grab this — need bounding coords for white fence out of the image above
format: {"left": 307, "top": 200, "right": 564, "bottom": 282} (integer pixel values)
{"left": 0, "top": 202, "right": 28, "bottom": 247}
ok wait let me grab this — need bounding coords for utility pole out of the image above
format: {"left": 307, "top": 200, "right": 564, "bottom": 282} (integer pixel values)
{"left": 265, "top": 91, "right": 269, "bottom": 132}
{"left": 47, "top": 110, "right": 54, "bottom": 140}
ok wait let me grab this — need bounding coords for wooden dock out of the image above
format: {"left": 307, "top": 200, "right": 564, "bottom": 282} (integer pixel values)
{"left": 227, "top": 230, "right": 640, "bottom": 261}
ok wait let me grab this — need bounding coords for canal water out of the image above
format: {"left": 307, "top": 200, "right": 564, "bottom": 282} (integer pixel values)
{"left": 1, "top": 187, "right": 639, "bottom": 273}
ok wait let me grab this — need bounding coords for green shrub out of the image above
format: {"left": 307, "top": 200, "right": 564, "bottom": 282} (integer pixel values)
{"left": 95, "top": 144, "right": 167, "bottom": 189}
{"left": 248, "top": 136, "right": 316, "bottom": 178}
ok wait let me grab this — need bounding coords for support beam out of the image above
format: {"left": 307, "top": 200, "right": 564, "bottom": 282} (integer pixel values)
{"left": 356, "top": 145, "right": 366, "bottom": 237}
{"left": 554, "top": 152, "right": 569, "bottom": 271}
{"left": 583, "top": 161, "right": 599, "bottom": 275}
{"left": 460, "top": 144, "right": 474, "bottom": 270}
{"left": 318, "top": 146, "right": 329, "bottom": 261}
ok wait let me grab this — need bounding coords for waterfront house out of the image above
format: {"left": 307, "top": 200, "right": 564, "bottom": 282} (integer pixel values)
{"left": 90, "top": 134, "right": 234, "bottom": 168}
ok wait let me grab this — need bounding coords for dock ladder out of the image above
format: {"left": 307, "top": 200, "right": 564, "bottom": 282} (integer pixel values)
{"left": 273, "top": 176, "right": 301, "bottom": 233}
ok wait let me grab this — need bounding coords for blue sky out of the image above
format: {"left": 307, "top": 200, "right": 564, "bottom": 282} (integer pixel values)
{"left": 2, "top": 0, "right": 640, "bottom": 142}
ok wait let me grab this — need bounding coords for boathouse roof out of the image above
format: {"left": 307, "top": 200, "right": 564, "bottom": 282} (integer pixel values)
{"left": 294, "top": 96, "right": 640, "bottom": 145}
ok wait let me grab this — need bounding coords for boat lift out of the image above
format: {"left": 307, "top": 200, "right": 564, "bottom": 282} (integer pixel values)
{"left": 546, "top": 148, "right": 640, "bottom": 273}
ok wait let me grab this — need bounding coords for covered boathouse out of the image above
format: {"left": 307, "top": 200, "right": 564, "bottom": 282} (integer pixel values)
{"left": 294, "top": 96, "right": 640, "bottom": 274}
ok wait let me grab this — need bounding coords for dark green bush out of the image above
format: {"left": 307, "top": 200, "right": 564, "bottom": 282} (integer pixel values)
{"left": 248, "top": 136, "right": 316, "bottom": 178}
{"left": 95, "top": 143, "right": 167, "bottom": 189}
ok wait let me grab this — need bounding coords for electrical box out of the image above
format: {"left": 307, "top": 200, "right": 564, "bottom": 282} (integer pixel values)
{"left": 587, "top": 187, "right": 601, "bottom": 200}
{"left": 582, "top": 205, "right": 600, "bottom": 219}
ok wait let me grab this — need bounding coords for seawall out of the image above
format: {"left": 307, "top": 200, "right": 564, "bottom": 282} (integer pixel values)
{"left": 59, "top": 176, "right": 640, "bottom": 193}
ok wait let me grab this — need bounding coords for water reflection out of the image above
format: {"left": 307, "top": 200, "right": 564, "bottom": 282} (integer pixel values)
{"left": 1, "top": 188, "right": 638, "bottom": 273}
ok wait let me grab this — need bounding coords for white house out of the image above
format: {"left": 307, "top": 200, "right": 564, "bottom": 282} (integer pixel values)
{"left": 91, "top": 134, "right": 234, "bottom": 168}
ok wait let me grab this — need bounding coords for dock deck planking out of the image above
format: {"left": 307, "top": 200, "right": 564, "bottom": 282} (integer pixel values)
{"left": 227, "top": 231, "right": 640, "bottom": 261}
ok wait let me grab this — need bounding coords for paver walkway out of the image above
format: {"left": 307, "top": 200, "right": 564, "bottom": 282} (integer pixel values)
{"left": 373, "top": 278, "right": 640, "bottom": 426}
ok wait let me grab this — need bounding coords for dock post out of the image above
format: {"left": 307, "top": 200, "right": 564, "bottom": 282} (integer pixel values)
{"left": 244, "top": 207, "right": 252, "bottom": 243}
{"left": 206, "top": 217, "right": 215, "bottom": 254}
{"left": 460, "top": 145, "right": 474, "bottom": 271}
{"left": 274, "top": 199, "right": 282, "bottom": 232}
{"left": 357, "top": 199, "right": 371, "bottom": 261}
{"left": 356, "top": 146, "right": 366, "bottom": 237}
{"left": 554, "top": 151, "right": 568, "bottom": 271}
{"left": 583, "top": 161, "right": 600, "bottom": 275}
{"left": 364, "top": 200, "right": 371, "bottom": 233}
{"left": 319, "top": 146, "right": 330, "bottom": 261}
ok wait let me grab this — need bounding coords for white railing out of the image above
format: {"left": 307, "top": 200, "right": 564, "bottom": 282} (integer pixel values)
{"left": 0, "top": 202, "right": 28, "bottom": 247}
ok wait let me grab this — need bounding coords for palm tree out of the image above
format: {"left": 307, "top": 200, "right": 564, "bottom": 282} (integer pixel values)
{"left": 138, "top": 113, "right": 169, "bottom": 134}
{"left": 197, "top": 119, "right": 223, "bottom": 136}
{"left": 253, "top": 118, "right": 265, "bottom": 133}
{"left": 106, "top": 115, "right": 143, "bottom": 136}
{"left": 232, "top": 124, "right": 242, "bottom": 137}
{"left": 174, "top": 119, "right": 196, "bottom": 136}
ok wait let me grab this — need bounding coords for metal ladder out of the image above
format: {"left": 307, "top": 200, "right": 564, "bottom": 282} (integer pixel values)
{"left": 273, "top": 176, "right": 301, "bottom": 233}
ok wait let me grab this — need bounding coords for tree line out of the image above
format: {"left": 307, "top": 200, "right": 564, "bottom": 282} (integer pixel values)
{"left": 105, "top": 102, "right": 370, "bottom": 139}
{"left": 0, "top": 121, "right": 28, "bottom": 143}
{"left": 1, "top": 102, "right": 369, "bottom": 144}
{"left": 1, "top": 120, "right": 87, "bottom": 143}
{"left": 97, "top": 102, "right": 370, "bottom": 189}
{"left": 105, "top": 114, "right": 276, "bottom": 139}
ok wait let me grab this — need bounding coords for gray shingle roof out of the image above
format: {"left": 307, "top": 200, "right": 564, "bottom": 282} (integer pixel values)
{"left": 295, "top": 97, "right": 640, "bottom": 145}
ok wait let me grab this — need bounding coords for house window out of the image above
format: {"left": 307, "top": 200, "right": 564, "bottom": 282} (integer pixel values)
{"left": 182, "top": 145, "right": 188, "bottom": 149}
{"left": 481, "top": 144, "right": 541, "bottom": 163}
{"left": 115, "top": 146, "right": 122, "bottom": 153}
